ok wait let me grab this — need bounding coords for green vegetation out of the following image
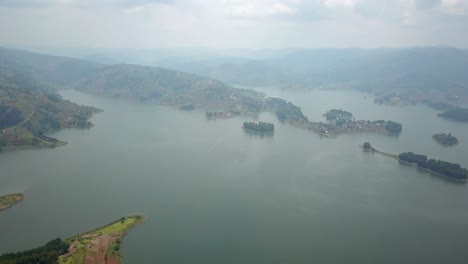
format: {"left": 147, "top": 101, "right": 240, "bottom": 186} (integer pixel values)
{"left": 384, "top": 121, "right": 402, "bottom": 134}
{"left": 0, "top": 85, "right": 100, "bottom": 152}
{"left": 433, "top": 133, "right": 458, "bottom": 146}
{"left": 438, "top": 108, "right": 468, "bottom": 122}
{"left": 59, "top": 215, "right": 144, "bottom": 264}
{"left": 363, "top": 142, "right": 372, "bottom": 150}
{"left": 0, "top": 238, "right": 68, "bottom": 264}
{"left": 265, "top": 98, "right": 308, "bottom": 123}
{"left": 0, "top": 47, "right": 311, "bottom": 127}
{"left": 323, "top": 109, "right": 353, "bottom": 123}
{"left": 243, "top": 122, "right": 275, "bottom": 133}
{"left": 399, "top": 152, "right": 468, "bottom": 180}
{"left": 0, "top": 193, "right": 24, "bottom": 212}
{"left": 0, "top": 216, "right": 145, "bottom": 264}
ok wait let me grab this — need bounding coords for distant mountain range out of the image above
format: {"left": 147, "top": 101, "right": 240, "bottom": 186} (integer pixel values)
{"left": 43, "top": 46, "right": 468, "bottom": 108}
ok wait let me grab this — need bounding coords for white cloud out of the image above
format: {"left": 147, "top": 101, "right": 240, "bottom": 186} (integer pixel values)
{"left": 0, "top": 0, "right": 467, "bottom": 48}
{"left": 440, "top": 0, "right": 468, "bottom": 14}
{"left": 321, "top": 0, "right": 357, "bottom": 8}
{"left": 219, "top": 0, "right": 300, "bottom": 17}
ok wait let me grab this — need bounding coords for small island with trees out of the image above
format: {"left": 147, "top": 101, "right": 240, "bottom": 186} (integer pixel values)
{"left": 433, "top": 133, "right": 458, "bottom": 146}
{"left": 360, "top": 143, "right": 468, "bottom": 181}
{"left": 243, "top": 122, "right": 275, "bottom": 134}
{"left": 0, "top": 193, "right": 24, "bottom": 212}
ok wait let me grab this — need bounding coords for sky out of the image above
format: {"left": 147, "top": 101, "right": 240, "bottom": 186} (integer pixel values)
{"left": 0, "top": 0, "right": 468, "bottom": 49}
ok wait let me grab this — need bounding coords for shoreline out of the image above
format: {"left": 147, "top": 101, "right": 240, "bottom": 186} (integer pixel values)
{"left": 59, "top": 215, "right": 146, "bottom": 264}
{"left": 0, "top": 193, "right": 25, "bottom": 212}
{"left": 242, "top": 127, "right": 274, "bottom": 135}
{"left": 359, "top": 146, "right": 468, "bottom": 182}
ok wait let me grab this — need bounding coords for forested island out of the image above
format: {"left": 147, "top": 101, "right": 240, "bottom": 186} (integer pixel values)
{"left": 243, "top": 122, "right": 275, "bottom": 134}
{"left": 0, "top": 193, "right": 24, "bottom": 212}
{"left": 0, "top": 215, "right": 145, "bottom": 264}
{"left": 438, "top": 108, "right": 468, "bottom": 122}
{"left": 399, "top": 152, "right": 467, "bottom": 181}
{"left": 360, "top": 143, "right": 468, "bottom": 181}
{"left": 433, "top": 133, "right": 458, "bottom": 146}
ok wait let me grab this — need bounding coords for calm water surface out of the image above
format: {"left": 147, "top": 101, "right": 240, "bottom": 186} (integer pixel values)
{"left": 0, "top": 88, "right": 467, "bottom": 264}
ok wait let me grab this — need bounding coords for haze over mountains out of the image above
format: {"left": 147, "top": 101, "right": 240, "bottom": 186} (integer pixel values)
{"left": 3, "top": 45, "right": 468, "bottom": 150}
{"left": 33, "top": 46, "right": 468, "bottom": 108}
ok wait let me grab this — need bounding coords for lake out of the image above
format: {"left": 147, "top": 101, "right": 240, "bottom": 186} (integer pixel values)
{"left": 1, "top": 88, "right": 468, "bottom": 263}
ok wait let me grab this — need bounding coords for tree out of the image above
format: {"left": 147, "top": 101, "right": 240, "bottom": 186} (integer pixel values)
{"left": 385, "top": 121, "right": 402, "bottom": 134}
{"left": 363, "top": 142, "right": 372, "bottom": 150}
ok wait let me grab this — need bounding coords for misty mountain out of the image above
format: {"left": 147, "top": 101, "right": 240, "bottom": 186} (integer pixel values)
{"left": 76, "top": 63, "right": 265, "bottom": 113}
{"left": 45, "top": 46, "right": 468, "bottom": 107}
{"left": 0, "top": 47, "right": 308, "bottom": 123}
{"left": 187, "top": 47, "right": 468, "bottom": 107}
{"left": 0, "top": 47, "right": 101, "bottom": 92}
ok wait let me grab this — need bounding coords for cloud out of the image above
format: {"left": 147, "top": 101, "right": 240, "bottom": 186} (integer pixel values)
{"left": 216, "top": 0, "right": 301, "bottom": 18}
{"left": 0, "top": 0, "right": 174, "bottom": 8}
{"left": 321, "top": 0, "right": 357, "bottom": 8}
{"left": 0, "top": 0, "right": 467, "bottom": 48}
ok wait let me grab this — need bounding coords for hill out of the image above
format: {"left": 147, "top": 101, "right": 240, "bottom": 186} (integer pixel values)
{"left": 0, "top": 84, "right": 100, "bottom": 151}
{"left": 76, "top": 64, "right": 266, "bottom": 115}
{"left": 158, "top": 47, "right": 468, "bottom": 108}
{"left": 0, "top": 47, "right": 310, "bottom": 151}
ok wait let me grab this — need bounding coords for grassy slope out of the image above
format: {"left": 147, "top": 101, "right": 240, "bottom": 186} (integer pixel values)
{"left": 59, "top": 215, "right": 145, "bottom": 264}
{"left": 0, "top": 193, "right": 24, "bottom": 212}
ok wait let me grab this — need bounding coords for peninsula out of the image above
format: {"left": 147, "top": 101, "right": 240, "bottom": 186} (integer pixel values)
{"left": 0, "top": 193, "right": 24, "bottom": 212}
{"left": 360, "top": 143, "right": 468, "bottom": 181}
{"left": 0, "top": 215, "right": 145, "bottom": 264}
{"left": 59, "top": 215, "right": 145, "bottom": 264}
{"left": 287, "top": 109, "right": 402, "bottom": 137}
{"left": 0, "top": 85, "right": 100, "bottom": 153}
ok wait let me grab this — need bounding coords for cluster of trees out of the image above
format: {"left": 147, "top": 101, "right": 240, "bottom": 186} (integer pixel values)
{"left": 274, "top": 102, "right": 308, "bottom": 122}
{"left": 323, "top": 109, "right": 353, "bottom": 121}
{"left": 385, "top": 121, "right": 402, "bottom": 134}
{"left": 243, "top": 122, "right": 275, "bottom": 133}
{"left": 0, "top": 238, "right": 68, "bottom": 264}
{"left": 433, "top": 133, "right": 458, "bottom": 146}
{"left": 399, "top": 152, "right": 468, "bottom": 180}
{"left": 0, "top": 106, "right": 22, "bottom": 130}
{"left": 438, "top": 108, "right": 468, "bottom": 122}
{"left": 363, "top": 142, "right": 372, "bottom": 150}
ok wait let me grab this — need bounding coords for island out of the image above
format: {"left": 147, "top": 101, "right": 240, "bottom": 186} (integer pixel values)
{"left": 438, "top": 108, "right": 468, "bottom": 122}
{"left": 282, "top": 108, "right": 402, "bottom": 137}
{"left": 0, "top": 193, "right": 24, "bottom": 212}
{"left": 362, "top": 142, "right": 375, "bottom": 151}
{"left": 242, "top": 122, "right": 275, "bottom": 134}
{"left": 360, "top": 143, "right": 468, "bottom": 181}
{"left": 433, "top": 133, "right": 458, "bottom": 146}
{"left": 0, "top": 215, "right": 145, "bottom": 264}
